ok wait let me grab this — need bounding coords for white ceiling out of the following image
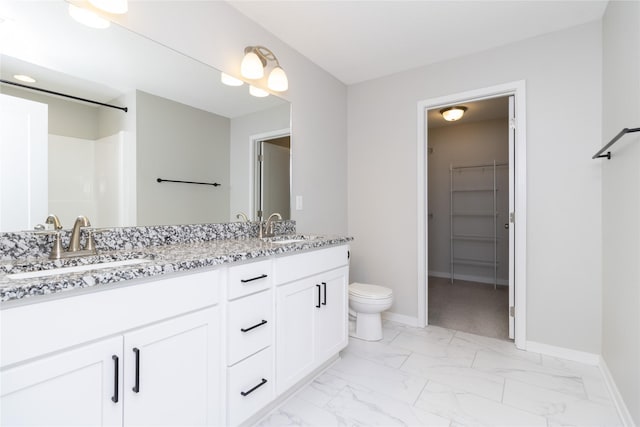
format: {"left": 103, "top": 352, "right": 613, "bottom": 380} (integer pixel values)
{"left": 228, "top": 0, "right": 608, "bottom": 85}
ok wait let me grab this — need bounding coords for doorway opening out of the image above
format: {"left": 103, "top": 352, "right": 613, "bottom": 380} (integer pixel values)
{"left": 427, "top": 97, "right": 510, "bottom": 340}
{"left": 254, "top": 134, "right": 291, "bottom": 220}
{"left": 417, "top": 81, "right": 527, "bottom": 349}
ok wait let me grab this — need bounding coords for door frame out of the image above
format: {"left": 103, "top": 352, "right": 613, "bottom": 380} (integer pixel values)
{"left": 249, "top": 128, "right": 291, "bottom": 220}
{"left": 416, "top": 81, "right": 527, "bottom": 349}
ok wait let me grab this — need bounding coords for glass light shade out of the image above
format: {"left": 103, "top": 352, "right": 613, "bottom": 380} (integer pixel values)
{"left": 441, "top": 107, "right": 466, "bottom": 121}
{"left": 220, "top": 72, "right": 243, "bottom": 87}
{"left": 89, "top": 0, "right": 128, "bottom": 14}
{"left": 249, "top": 85, "right": 269, "bottom": 98}
{"left": 68, "top": 4, "right": 110, "bottom": 29}
{"left": 267, "top": 66, "right": 288, "bottom": 92}
{"left": 241, "top": 51, "right": 264, "bottom": 79}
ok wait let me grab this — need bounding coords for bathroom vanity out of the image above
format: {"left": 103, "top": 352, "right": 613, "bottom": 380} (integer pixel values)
{"left": 0, "top": 226, "right": 351, "bottom": 426}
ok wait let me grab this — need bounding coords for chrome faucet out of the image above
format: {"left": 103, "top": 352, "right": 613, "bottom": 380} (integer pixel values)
{"left": 260, "top": 212, "right": 282, "bottom": 238}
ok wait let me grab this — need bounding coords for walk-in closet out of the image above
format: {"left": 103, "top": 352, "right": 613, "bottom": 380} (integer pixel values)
{"left": 427, "top": 97, "right": 510, "bottom": 340}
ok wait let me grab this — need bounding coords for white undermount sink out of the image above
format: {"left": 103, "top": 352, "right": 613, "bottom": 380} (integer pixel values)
{"left": 6, "top": 258, "right": 153, "bottom": 280}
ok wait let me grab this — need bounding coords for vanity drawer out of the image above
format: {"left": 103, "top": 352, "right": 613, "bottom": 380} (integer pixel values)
{"left": 227, "top": 347, "right": 274, "bottom": 426}
{"left": 227, "top": 289, "right": 273, "bottom": 366}
{"left": 274, "top": 245, "right": 349, "bottom": 285}
{"left": 227, "top": 259, "right": 272, "bottom": 300}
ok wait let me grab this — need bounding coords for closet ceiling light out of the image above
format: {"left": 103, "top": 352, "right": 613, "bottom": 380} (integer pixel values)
{"left": 240, "top": 45, "right": 288, "bottom": 92}
{"left": 440, "top": 106, "right": 467, "bottom": 122}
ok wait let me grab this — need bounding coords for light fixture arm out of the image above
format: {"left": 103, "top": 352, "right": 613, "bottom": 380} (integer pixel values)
{"left": 244, "top": 46, "right": 281, "bottom": 68}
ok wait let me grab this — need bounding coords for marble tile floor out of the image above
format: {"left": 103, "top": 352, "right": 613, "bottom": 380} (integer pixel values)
{"left": 255, "top": 320, "right": 622, "bottom": 427}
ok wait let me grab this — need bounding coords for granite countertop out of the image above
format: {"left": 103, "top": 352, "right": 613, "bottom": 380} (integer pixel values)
{"left": 0, "top": 234, "right": 352, "bottom": 304}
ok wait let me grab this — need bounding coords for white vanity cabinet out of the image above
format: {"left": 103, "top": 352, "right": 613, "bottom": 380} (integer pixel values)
{"left": 1, "top": 337, "right": 123, "bottom": 426}
{"left": 275, "top": 246, "right": 349, "bottom": 394}
{"left": 0, "top": 270, "right": 221, "bottom": 427}
{"left": 225, "top": 261, "right": 275, "bottom": 426}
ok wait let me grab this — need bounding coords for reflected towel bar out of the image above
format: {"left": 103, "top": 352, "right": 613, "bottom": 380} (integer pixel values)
{"left": 156, "top": 178, "right": 221, "bottom": 187}
{"left": 592, "top": 127, "right": 640, "bottom": 160}
{"left": 0, "top": 79, "right": 128, "bottom": 112}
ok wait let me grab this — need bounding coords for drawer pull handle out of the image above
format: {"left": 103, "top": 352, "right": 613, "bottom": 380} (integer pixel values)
{"left": 241, "top": 319, "right": 268, "bottom": 333}
{"left": 240, "top": 274, "right": 268, "bottom": 283}
{"left": 132, "top": 347, "right": 140, "bottom": 393}
{"left": 322, "top": 281, "right": 327, "bottom": 306}
{"left": 111, "top": 355, "right": 119, "bottom": 403}
{"left": 316, "top": 284, "right": 321, "bottom": 308}
{"left": 240, "top": 378, "right": 268, "bottom": 396}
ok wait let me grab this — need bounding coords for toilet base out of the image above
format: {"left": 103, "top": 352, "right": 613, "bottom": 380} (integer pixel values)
{"left": 350, "top": 312, "right": 383, "bottom": 341}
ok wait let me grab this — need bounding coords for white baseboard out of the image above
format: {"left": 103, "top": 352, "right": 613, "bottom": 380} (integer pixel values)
{"left": 429, "top": 270, "right": 508, "bottom": 286}
{"left": 526, "top": 340, "right": 600, "bottom": 365}
{"left": 382, "top": 311, "right": 419, "bottom": 327}
{"left": 599, "top": 358, "right": 635, "bottom": 427}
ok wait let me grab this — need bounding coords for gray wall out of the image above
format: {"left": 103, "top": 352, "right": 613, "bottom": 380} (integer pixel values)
{"left": 136, "top": 90, "right": 230, "bottom": 225}
{"left": 115, "top": 2, "right": 348, "bottom": 235}
{"left": 348, "top": 22, "right": 603, "bottom": 353}
{"left": 601, "top": 1, "right": 640, "bottom": 423}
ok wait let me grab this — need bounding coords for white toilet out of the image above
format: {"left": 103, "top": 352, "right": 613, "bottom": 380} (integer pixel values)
{"left": 348, "top": 282, "right": 393, "bottom": 341}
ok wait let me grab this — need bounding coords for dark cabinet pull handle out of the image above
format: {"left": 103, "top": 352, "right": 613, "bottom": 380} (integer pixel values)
{"left": 132, "top": 347, "right": 140, "bottom": 393}
{"left": 240, "top": 274, "right": 268, "bottom": 283}
{"left": 316, "top": 284, "right": 321, "bottom": 308}
{"left": 241, "top": 319, "right": 268, "bottom": 333}
{"left": 322, "top": 282, "right": 327, "bottom": 305}
{"left": 240, "top": 378, "right": 268, "bottom": 396}
{"left": 111, "top": 355, "right": 119, "bottom": 403}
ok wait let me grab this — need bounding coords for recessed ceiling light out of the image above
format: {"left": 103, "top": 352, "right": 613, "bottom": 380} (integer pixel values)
{"left": 14, "top": 74, "right": 36, "bottom": 83}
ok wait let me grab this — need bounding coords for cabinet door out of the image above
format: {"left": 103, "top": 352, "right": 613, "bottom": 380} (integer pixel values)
{"left": 316, "top": 266, "right": 349, "bottom": 363}
{"left": 1, "top": 336, "right": 122, "bottom": 426}
{"left": 123, "top": 307, "right": 220, "bottom": 426}
{"left": 275, "top": 277, "right": 317, "bottom": 394}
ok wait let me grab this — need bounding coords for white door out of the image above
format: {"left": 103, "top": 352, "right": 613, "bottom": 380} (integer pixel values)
{"left": 275, "top": 277, "right": 316, "bottom": 394}
{"left": 316, "top": 267, "right": 349, "bottom": 362}
{"left": 508, "top": 95, "right": 516, "bottom": 340}
{"left": 1, "top": 336, "right": 122, "bottom": 426}
{"left": 123, "top": 308, "right": 219, "bottom": 426}
{"left": 0, "top": 94, "right": 48, "bottom": 231}
{"left": 256, "top": 136, "right": 290, "bottom": 219}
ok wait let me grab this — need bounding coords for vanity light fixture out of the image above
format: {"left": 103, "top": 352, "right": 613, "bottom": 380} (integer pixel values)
{"left": 241, "top": 45, "right": 288, "bottom": 92}
{"left": 440, "top": 106, "right": 467, "bottom": 122}
{"left": 88, "top": 0, "right": 128, "bottom": 14}
{"left": 68, "top": 4, "right": 110, "bottom": 29}
{"left": 13, "top": 74, "right": 36, "bottom": 83}
{"left": 220, "top": 72, "right": 244, "bottom": 87}
{"left": 249, "top": 85, "right": 269, "bottom": 98}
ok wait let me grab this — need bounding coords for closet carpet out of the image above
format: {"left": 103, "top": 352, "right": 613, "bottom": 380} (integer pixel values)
{"left": 428, "top": 276, "right": 509, "bottom": 340}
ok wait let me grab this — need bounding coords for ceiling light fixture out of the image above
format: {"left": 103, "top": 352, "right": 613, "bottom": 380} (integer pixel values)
{"left": 440, "top": 106, "right": 467, "bottom": 122}
{"left": 13, "top": 74, "right": 36, "bottom": 83}
{"left": 240, "top": 45, "right": 288, "bottom": 92}
{"left": 68, "top": 4, "right": 110, "bottom": 29}
{"left": 88, "top": 0, "right": 128, "bottom": 14}
{"left": 220, "top": 72, "right": 244, "bottom": 87}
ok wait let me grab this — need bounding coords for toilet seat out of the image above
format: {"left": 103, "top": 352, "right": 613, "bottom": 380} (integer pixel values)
{"left": 349, "top": 282, "right": 393, "bottom": 299}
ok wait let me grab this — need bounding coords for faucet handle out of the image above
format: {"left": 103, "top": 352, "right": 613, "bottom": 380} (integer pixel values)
{"left": 84, "top": 229, "right": 97, "bottom": 253}
{"left": 34, "top": 230, "right": 63, "bottom": 259}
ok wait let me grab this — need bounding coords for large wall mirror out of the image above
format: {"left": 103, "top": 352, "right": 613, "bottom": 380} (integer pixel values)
{"left": 0, "top": 1, "right": 291, "bottom": 232}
